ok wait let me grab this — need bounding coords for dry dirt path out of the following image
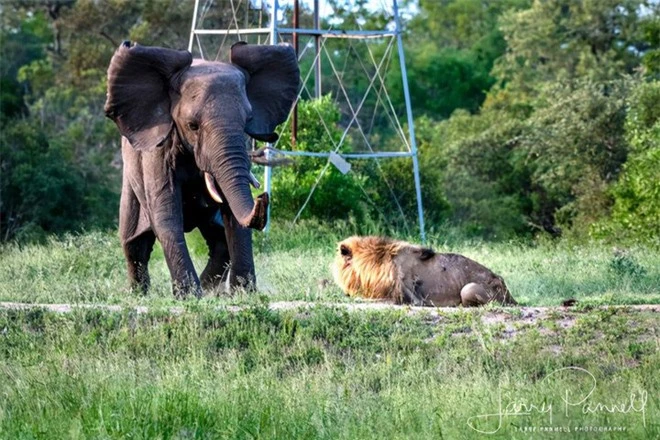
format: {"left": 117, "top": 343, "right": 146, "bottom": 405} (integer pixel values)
{"left": 1, "top": 301, "right": 658, "bottom": 329}
{"left": 2, "top": 301, "right": 658, "bottom": 344}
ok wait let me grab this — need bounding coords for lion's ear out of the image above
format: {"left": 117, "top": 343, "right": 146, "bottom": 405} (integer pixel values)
{"left": 418, "top": 247, "right": 435, "bottom": 261}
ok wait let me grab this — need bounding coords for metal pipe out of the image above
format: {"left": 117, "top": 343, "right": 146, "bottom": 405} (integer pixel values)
{"left": 264, "top": 0, "right": 279, "bottom": 232}
{"left": 193, "top": 28, "right": 397, "bottom": 38}
{"left": 292, "top": 0, "right": 299, "bottom": 148}
{"left": 264, "top": 151, "right": 414, "bottom": 159}
{"left": 313, "top": 0, "right": 321, "bottom": 98}
{"left": 392, "top": 0, "right": 426, "bottom": 243}
{"left": 188, "top": 0, "right": 200, "bottom": 52}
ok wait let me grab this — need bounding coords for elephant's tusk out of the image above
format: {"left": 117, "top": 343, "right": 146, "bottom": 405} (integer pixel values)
{"left": 249, "top": 172, "right": 261, "bottom": 189}
{"left": 204, "top": 173, "right": 223, "bottom": 203}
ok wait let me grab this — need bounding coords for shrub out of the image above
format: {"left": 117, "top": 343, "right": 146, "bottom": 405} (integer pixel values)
{"left": 268, "top": 96, "right": 368, "bottom": 223}
{"left": 594, "top": 80, "right": 660, "bottom": 242}
{"left": 0, "top": 119, "right": 118, "bottom": 242}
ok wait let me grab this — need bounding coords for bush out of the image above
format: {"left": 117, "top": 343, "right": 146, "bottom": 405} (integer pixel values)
{"left": 519, "top": 80, "right": 630, "bottom": 235}
{"left": 269, "top": 96, "right": 369, "bottom": 223}
{"left": 423, "top": 79, "right": 635, "bottom": 240}
{"left": 0, "top": 119, "right": 118, "bottom": 242}
{"left": 594, "top": 80, "right": 660, "bottom": 242}
{"left": 440, "top": 113, "right": 532, "bottom": 239}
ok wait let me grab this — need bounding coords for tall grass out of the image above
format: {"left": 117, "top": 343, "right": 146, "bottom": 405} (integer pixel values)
{"left": 0, "top": 306, "right": 658, "bottom": 438}
{"left": 0, "top": 225, "right": 658, "bottom": 306}
{"left": 1, "top": 226, "right": 658, "bottom": 438}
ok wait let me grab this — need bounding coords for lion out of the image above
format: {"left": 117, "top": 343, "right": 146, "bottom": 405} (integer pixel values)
{"left": 331, "top": 236, "right": 517, "bottom": 307}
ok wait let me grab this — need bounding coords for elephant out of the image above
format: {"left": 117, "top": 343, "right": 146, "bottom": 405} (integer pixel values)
{"left": 104, "top": 41, "right": 300, "bottom": 297}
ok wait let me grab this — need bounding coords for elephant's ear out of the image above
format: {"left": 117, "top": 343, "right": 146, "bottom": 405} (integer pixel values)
{"left": 104, "top": 41, "right": 192, "bottom": 151}
{"left": 230, "top": 42, "right": 300, "bottom": 142}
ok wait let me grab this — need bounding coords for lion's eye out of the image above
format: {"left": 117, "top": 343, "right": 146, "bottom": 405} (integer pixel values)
{"left": 340, "top": 245, "right": 351, "bottom": 257}
{"left": 187, "top": 122, "right": 199, "bottom": 131}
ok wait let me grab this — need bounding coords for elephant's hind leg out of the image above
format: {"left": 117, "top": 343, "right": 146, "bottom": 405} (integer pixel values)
{"left": 123, "top": 231, "right": 156, "bottom": 293}
{"left": 460, "top": 283, "right": 492, "bottom": 307}
{"left": 120, "top": 182, "right": 156, "bottom": 294}
{"left": 198, "top": 218, "right": 230, "bottom": 291}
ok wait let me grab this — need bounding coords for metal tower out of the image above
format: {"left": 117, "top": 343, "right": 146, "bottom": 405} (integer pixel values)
{"left": 188, "top": 0, "right": 425, "bottom": 241}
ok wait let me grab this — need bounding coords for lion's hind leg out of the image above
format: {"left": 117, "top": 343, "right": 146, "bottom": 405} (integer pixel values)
{"left": 460, "top": 283, "right": 492, "bottom": 307}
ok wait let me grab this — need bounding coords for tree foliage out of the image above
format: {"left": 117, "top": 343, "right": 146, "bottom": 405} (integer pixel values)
{"left": 414, "top": 0, "right": 659, "bottom": 241}
{"left": 269, "top": 96, "right": 368, "bottom": 223}
{"left": 1, "top": 0, "right": 658, "bottom": 243}
{"left": 0, "top": 1, "right": 195, "bottom": 241}
{"left": 600, "top": 81, "right": 660, "bottom": 239}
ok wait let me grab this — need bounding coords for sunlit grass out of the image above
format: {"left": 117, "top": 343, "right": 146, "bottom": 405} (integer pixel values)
{"left": 0, "top": 226, "right": 658, "bottom": 438}
{"left": 0, "top": 225, "right": 658, "bottom": 306}
{"left": 0, "top": 306, "right": 658, "bottom": 438}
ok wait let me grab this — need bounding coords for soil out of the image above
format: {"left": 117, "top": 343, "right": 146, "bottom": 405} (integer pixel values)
{"left": 1, "top": 300, "right": 658, "bottom": 327}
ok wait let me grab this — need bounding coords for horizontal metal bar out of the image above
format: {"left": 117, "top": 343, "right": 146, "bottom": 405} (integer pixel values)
{"left": 193, "top": 28, "right": 271, "bottom": 35}
{"left": 271, "top": 151, "right": 413, "bottom": 159}
{"left": 193, "top": 28, "right": 397, "bottom": 39}
{"left": 278, "top": 28, "right": 397, "bottom": 38}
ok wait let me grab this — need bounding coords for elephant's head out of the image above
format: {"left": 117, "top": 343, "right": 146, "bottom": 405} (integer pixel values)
{"left": 104, "top": 41, "right": 299, "bottom": 230}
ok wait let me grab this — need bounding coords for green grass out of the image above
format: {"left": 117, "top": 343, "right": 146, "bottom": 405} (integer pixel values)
{"left": 0, "top": 226, "right": 659, "bottom": 306}
{"left": 0, "top": 227, "right": 658, "bottom": 437}
{"left": 0, "top": 305, "right": 658, "bottom": 439}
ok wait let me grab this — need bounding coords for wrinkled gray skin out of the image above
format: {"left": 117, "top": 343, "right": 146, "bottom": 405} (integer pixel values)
{"left": 104, "top": 42, "right": 299, "bottom": 297}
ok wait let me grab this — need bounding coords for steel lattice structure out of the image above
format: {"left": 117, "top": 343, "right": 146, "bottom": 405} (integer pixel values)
{"left": 188, "top": 0, "right": 425, "bottom": 241}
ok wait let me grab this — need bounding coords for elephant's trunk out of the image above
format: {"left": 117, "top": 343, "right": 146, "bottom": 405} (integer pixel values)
{"left": 205, "top": 141, "right": 269, "bottom": 230}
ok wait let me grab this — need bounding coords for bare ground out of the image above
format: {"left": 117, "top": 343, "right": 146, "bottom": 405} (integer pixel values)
{"left": 1, "top": 300, "right": 658, "bottom": 328}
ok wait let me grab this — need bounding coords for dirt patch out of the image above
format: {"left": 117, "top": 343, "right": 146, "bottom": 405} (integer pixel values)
{"left": 1, "top": 301, "right": 658, "bottom": 351}
{"left": 1, "top": 300, "right": 657, "bottom": 322}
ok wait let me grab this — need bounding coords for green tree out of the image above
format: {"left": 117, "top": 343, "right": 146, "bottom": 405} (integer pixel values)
{"left": 0, "top": 7, "right": 51, "bottom": 122}
{"left": 599, "top": 80, "right": 660, "bottom": 240}
{"left": 489, "top": 0, "right": 653, "bottom": 107}
{"left": 640, "top": 13, "right": 660, "bottom": 76}
{"left": 435, "top": 110, "right": 532, "bottom": 239}
{"left": 0, "top": 1, "right": 200, "bottom": 241}
{"left": 0, "top": 120, "right": 116, "bottom": 241}
{"left": 393, "top": 0, "right": 529, "bottom": 117}
{"left": 418, "top": 0, "right": 659, "bottom": 240}
{"left": 519, "top": 80, "right": 630, "bottom": 235}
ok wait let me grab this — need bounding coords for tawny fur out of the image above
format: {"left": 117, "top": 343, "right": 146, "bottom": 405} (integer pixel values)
{"left": 332, "top": 236, "right": 517, "bottom": 307}
{"left": 332, "top": 236, "right": 405, "bottom": 301}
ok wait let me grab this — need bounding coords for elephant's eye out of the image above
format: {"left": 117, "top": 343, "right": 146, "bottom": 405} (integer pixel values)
{"left": 187, "top": 122, "right": 199, "bottom": 131}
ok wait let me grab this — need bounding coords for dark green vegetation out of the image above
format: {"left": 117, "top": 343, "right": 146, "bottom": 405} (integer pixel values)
{"left": 2, "top": 1, "right": 659, "bottom": 243}
{"left": 0, "top": 304, "right": 658, "bottom": 438}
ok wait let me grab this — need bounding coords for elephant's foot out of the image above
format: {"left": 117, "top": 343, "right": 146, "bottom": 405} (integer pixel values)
{"left": 172, "top": 274, "right": 203, "bottom": 299}
{"left": 122, "top": 231, "right": 156, "bottom": 295}
{"left": 229, "top": 272, "right": 257, "bottom": 293}
{"left": 201, "top": 268, "right": 230, "bottom": 292}
{"left": 128, "top": 271, "right": 150, "bottom": 295}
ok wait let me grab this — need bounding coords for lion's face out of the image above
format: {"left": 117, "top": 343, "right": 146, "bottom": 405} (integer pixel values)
{"left": 331, "top": 236, "right": 399, "bottom": 299}
{"left": 331, "top": 238, "right": 356, "bottom": 292}
{"left": 336, "top": 238, "right": 356, "bottom": 269}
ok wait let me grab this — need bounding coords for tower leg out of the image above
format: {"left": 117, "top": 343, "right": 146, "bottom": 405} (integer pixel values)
{"left": 393, "top": 0, "right": 425, "bottom": 242}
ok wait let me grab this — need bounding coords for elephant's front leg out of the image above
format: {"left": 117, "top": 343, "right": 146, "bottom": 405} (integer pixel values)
{"left": 149, "top": 187, "right": 202, "bottom": 298}
{"left": 221, "top": 206, "right": 257, "bottom": 290}
{"left": 198, "top": 214, "right": 231, "bottom": 290}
